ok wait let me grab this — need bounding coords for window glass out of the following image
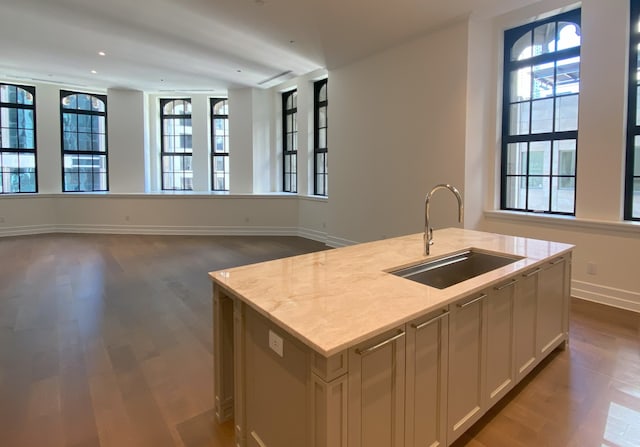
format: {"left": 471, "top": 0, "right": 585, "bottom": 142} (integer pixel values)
{"left": 626, "top": 1, "right": 640, "bottom": 219}
{"left": 501, "top": 10, "right": 580, "bottom": 215}
{"left": 1, "top": 83, "right": 37, "bottom": 193}
{"left": 210, "top": 98, "right": 229, "bottom": 191}
{"left": 161, "top": 98, "right": 193, "bottom": 190}
{"left": 283, "top": 90, "right": 298, "bottom": 193}
{"left": 60, "top": 91, "right": 108, "bottom": 192}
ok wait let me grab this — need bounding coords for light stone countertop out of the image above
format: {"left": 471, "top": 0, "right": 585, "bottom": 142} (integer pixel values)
{"left": 209, "top": 228, "right": 574, "bottom": 357}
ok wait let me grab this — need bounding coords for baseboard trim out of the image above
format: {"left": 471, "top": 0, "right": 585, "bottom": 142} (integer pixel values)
{"left": 0, "top": 224, "right": 57, "bottom": 237}
{"left": 326, "top": 234, "right": 359, "bottom": 248}
{"left": 57, "top": 224, "right": 303, "bottom": 236}
{"left": 572, "top": 279, "right": 640, "bottom": 313}
{"left": 0, "top": 224, "right": 303, "bottom": 237}
{"left": 0, "top": 224, "right": 336, "bottom": 246}
{"left": 297, "top": 228, "right": 328, "bottom": 244}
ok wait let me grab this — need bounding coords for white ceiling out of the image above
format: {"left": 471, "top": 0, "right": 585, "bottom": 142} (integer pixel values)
{"left": 0, "top": 0, "right": 537, "bottom": 93}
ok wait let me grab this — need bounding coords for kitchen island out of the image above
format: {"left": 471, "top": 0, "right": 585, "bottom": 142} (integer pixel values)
{"left": 210, "top": 228, "right": 573, "bottom": 447}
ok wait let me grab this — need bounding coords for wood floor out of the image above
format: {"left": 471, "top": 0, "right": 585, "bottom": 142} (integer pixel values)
{"left": 0, "top": 234, "right": 639, "bottom": 447}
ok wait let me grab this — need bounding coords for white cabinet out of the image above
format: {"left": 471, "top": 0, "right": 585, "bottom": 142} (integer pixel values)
{"left": 537, "top": 256, "right": 570, "bottom": 357}
{"left": 485, "top": 278, "right": 516, "bottom": 407}
{"left": 447, "top": 292, "right": 486, "bottom": 443}
{"left": 513, "top": 268, "right": 539, "bottom": 382}
{"left": 447, "top": 277, "right": 519, "bottom": 443}
{"left": 405, "top": 308, "right": 449, "bottom": 447}
{"left": 348, "top": 327, "right": 406, "bottom": 447}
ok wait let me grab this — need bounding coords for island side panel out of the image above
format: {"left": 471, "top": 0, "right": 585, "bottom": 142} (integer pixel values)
{"left": 213, "top": 284, "right": 235, "bottom": 422}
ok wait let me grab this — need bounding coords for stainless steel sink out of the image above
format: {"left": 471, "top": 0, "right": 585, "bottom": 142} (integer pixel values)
{"left": 390, "top": 249, "right": 523, "bottom": 289}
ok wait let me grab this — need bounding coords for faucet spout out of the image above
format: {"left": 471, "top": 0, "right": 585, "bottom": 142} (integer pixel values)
{"left": 424, "top": 184, "right": 464, "bottom": 255}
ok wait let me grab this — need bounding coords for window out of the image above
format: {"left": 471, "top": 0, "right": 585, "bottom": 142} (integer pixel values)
{"left": 161, "top": 98, "right": 192, "bottom": 190}
{"left": 314, "top": 79, "right": 328, "bottom": 196}
{"left": 626, "top": 0, "right": 640, "bottom": 220}
{"left": 61, "top": 90, "right": 108, "bottom": 192}
{"left": 0, "top": 83, "right": 36, "bottom": 193}
{"left": 501, "top": 9, "right": 581, "bottom": 214}
{"left": 211, "top": 98, "right": 229, "bottom": 191}
{"left": 282, "top": 89, "right": 297, "bottom": 192}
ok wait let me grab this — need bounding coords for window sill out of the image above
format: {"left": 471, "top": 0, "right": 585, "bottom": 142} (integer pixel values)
{"left": 484, "top": 210, "right": 640, "bottom": 235}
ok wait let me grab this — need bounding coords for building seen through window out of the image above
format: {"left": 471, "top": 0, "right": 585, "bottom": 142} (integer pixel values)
{"left": 61, "top": 90, "right": 108, "bottom": 192}
{"left": 501, "top": 10, "right": 581, "bottom": 215}
{"left": 211, "top": 98, "right": 229, "bottom": 191}
{"left": 626, "top": 0, "right": 640, "bottom": 220}
{"left": 161, "top": 98, "right": 193, "bottom": 190}
{"left": 0, "top": 83, "right": 37, "bottom": 193}
{"left": 282, "top": 90, "right": 298, "bottom": 193}
{"left": 314, "top": 79, "right": 328, "bottom": 196}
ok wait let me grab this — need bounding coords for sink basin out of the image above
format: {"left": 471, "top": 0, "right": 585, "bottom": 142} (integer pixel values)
{"left": 390, "top": 249, "right": 523, "bottom": 289}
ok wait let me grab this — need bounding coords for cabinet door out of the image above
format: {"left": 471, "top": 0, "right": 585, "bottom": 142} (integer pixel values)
{"left": 537, "top": 257, "right": 568, "bottom": 357}
{"left": 447, "top": 292, "right": 486, "bottom": 444}
{"left": 485, "top": 279, "right": 516, "bottom": 407}
{"left": 514, "top": 268, "right": 539, "bottom": 382}
{"left": 405, "top": 308, "right": 448, "bottom": 447}
{"left": 348, "top": 327, "right": 406, "bottom": 447}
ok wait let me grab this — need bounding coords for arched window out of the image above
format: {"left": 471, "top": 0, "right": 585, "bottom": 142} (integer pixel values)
{"left": 282, "top": 89, "right": 297, "bottom": 193}
{"left": 160, "top": 98, "right": 192, "bottom": 190}
{"left": 314, "top": 79, "right": 328, "bottom": 196}
{"left": 210, "top": 98, "right": 229, "bottom": 191}
{"left": 0, "top": 83, "right": 36, "bottom": 193}
{"left": 626, "top": 0, "right": 640, "bottom": 220}
{"left": 61, "top": 90, "right": 108, "bottom": 192}
{"left": 501, "top": 9, "right": 581, "bottom": 214}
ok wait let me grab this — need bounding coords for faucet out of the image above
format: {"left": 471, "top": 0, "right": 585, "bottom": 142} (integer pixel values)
{"left": 424, "top": 184, "right": 464, "bottom": 255}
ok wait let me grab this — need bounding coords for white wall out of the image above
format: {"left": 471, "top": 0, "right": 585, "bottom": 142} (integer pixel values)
{"left": 107, "top": 88, "right": 146, "bottom": 193}
{"left": 229, "top": 88, "right": 254, "bottom": 193}
{"left": 0, "top": 193, "right": 304, "bottom": 236}
{"left": 252, "top": 88, "right": 274, "bottom": 193}
{"left": 328, "top": 21, "right": 469, "bottom": 244}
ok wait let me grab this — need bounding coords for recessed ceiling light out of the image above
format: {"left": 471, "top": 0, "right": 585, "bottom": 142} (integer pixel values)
{"left": 91, "top": 70, "right": 97, "bottom": 74}
{"left": 98, "top": 51, "right": 106, "bottom": 56}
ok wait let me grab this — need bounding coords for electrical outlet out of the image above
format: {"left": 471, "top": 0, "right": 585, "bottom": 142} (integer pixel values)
{"left": 587, "top": 262, "right": 597, "bottom": 275}
{"left": 0, "top": 217, "right": 4, "bottom": 223}
{"left": 268, "top": 330, "right": 284, "bottom": 357}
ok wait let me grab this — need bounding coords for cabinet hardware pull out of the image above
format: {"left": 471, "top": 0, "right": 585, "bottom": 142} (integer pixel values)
{"left": 550, "top": 258, "right": 564, "bottom": 265}
{"left": 355, "top": 330, "right": 405, "bottom": 356}
{"left": 523, "top": 268, "right": 542, "bottom": 277}
{"left": 412, "top": 310, "right": 449, "bottom": 330}
{"left": 494, "top": 278, "right": 518, "bottom": 291}
{"left": 457, "top": 293, "right": 487, "bottom": 309}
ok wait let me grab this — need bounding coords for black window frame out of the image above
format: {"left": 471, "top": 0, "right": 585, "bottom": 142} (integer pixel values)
{"left": 625, "top": 0, "right": 640, "bottom": 221}
{"left": 210, "top": 97, "right": 229, "bottom": 192}
{"left": 60, "top": 89, "right": 108, "bottom": 192}
{"left": 160, "top": 98, "right": 193, "bottom": 191}
{"left": 313, "top": 79, "right": 328, "bottom": 196}
{"left": 282, "top": 89, "right": 298, "bottom": 193}
{"left": 501, "top": 9, "right": 581, "bottom": 215}
{"left": 0, "top": 83, "right": 37, "bottom": 194}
